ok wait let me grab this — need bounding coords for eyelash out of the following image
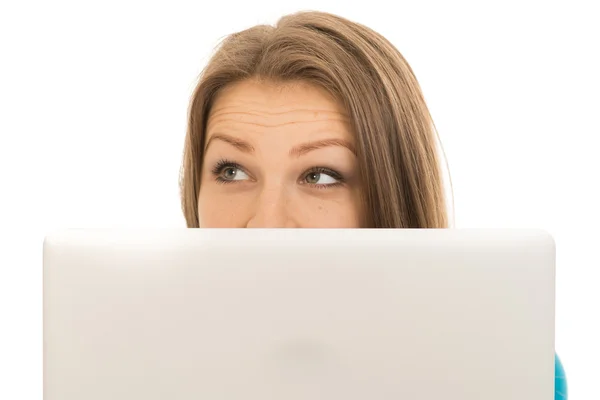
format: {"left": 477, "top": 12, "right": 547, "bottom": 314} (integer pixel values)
{"left": 210, "top": 159, "right": 345, "bottom": 188}
{"left": 211, "top": 159, "right": 241, "bottom": 181}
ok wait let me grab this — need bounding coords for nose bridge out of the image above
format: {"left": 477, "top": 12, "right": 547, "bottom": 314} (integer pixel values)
{"left": 247, "top": 181, "right": 292, "bottom": 228}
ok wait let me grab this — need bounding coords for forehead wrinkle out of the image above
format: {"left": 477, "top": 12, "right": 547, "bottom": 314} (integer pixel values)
{"left": 209, "top": 105, "right": 349, "bottom": 117}
{"left": 208, "top": 108, "right": 350, "bottom": 123}
{"left": 207, "top": 117, "right": 350, "bottom": 129}
{"left": 207, "top": 109, "right": 352, "bottom": 130}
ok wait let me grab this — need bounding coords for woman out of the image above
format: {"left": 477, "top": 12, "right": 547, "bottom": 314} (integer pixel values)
{"left": 179, "top": 10, "right": 566, "bottom": 399}
{"left": 180, "top": 11, "right": 447, "bottom": 229}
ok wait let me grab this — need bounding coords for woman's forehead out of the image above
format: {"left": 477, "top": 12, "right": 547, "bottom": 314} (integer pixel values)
{"left": 206, "top": 80, "right": 354, "bottom": 143}
{"left": 209, "top": 79, "right": 347, "bottom": 118}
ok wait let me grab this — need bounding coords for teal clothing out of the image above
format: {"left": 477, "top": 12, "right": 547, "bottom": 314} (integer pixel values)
{"left": 555, "top": 354, "right": 567, "bottom": 399}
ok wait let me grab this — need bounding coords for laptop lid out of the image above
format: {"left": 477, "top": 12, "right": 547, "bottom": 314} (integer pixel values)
{"left": 43, "top": 228, "right": 555, "bottom": 400}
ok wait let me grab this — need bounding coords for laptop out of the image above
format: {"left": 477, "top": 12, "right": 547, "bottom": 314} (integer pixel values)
{"left": 43, "top": 228, "right": 555, "bottom": 400}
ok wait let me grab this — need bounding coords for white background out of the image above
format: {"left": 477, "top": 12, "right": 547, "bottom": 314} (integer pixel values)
{"left": 1, "top": 0, "right": 598, "bottom": 398}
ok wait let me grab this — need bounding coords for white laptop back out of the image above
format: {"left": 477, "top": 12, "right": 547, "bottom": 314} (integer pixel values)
{"left": 43, "top": 229, "right": 555, "bottom": 400}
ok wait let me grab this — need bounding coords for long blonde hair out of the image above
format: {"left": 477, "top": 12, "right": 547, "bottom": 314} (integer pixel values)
{"left": 180, "top": 11, "right": 451, "bottom": 228}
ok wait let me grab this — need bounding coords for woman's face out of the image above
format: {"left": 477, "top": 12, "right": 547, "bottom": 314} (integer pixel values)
{"left": 197, "top": 79, "right": 364, "bottom": 228}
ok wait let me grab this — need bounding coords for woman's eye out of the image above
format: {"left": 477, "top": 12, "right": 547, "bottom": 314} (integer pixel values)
{"left": 304, "top": 171, "right": 339, "bottom": 185}
{"left": 218, "top": 166, "right": 249, "bottom": 181}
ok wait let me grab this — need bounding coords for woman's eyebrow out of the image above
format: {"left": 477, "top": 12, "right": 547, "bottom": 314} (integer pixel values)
{"left": 205, "top": 133, "right": 255, "bottom": 153}
{"left": 290, "top": 138, "right": 356, "bottom": 157}
{"left": 204, "top": 133, "right": 356, "bottom": 157}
